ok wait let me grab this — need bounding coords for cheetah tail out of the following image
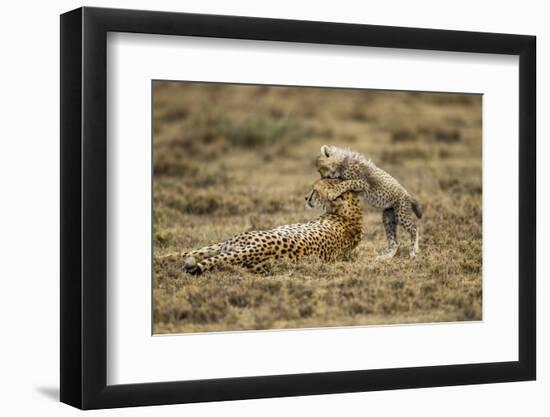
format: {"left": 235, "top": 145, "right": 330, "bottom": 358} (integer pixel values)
{"left": 155, "top": 251, "right": 181, "bottom": 259}
{"left": 411, "top": 198, "right": 423, "bottom": 219}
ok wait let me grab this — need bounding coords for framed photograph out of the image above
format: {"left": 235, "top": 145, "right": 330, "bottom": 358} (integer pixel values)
{"left": 60, "top": 6, "right": 536, "bottom": 409}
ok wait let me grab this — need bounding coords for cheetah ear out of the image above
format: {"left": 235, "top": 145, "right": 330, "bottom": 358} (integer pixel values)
{"left": 320, "top": 145, "right": 330, "bottom": 157}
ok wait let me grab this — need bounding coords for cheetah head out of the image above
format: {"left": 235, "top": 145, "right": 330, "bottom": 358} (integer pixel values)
{"left": 316, "top": 145, "right": 347, "bottom": 179}
{"left": 305, "top": 178, "right": 345, "bottom": 213}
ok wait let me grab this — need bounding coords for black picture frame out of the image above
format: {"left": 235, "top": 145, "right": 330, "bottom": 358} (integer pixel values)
{"left": 60, "top": 6, "right": 536, "bottom": 410}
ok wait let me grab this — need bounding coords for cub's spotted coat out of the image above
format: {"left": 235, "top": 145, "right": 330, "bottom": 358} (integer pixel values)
{"left": 316, "top": 145, "right": 422, "bottom": 259}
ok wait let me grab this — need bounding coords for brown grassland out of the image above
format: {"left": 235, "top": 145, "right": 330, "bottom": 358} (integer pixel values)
{"left": 152, "top": 81, "right": 482, "bottom": 334}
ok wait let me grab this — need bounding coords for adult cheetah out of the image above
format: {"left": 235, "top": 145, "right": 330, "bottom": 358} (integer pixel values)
{"left": 316, "top": 145, "right": 422, "bottom": 259}
{"left": 182, "top": 179, "right": 364, "bottom": 274}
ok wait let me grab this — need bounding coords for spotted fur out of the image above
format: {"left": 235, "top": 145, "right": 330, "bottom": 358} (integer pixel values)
{"left": 316, "top": 145, "right": 422, "bottom": 259}
{"left": 182, "top": 179, "right": 364, "bottom": 275}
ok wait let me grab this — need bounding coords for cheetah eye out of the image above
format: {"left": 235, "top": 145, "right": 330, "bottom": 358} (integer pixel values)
{"left": 324, "top": 148, "right": 330, "bottom": 157}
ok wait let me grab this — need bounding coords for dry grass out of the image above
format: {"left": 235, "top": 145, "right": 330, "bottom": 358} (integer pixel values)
{"left": 152, "top": 81, "right": 482, "bottom": 334}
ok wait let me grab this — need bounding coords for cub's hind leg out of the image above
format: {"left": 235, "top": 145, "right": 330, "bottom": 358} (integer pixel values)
{"left": 376, "top": 208, "right": 400, "bottom": 261}
{"left": 395, "top": 199, "right": 419, "bottom": 259}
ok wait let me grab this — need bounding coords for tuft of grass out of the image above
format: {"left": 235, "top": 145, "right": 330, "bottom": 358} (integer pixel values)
{"left": 154, "top": 229, "right": 174, "bottom": 247}
{"left": 434, "top": 129, "right": 461, "bottom": 143}
{"left": 391, "top": 129, "right": 418, "bottom": 143}
{"left": 183, "top": 110, "right": 311, "bottom": 149}
{"left": 380, "top": 146, "right": 432, "bottom": 164}
{"left": 222, "top": 114, "right": 310, "bottom": 148}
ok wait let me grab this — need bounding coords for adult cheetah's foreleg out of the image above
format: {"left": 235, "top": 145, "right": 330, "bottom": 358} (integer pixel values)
{"left": 376, "top": 208, "right": 400, "bottom": 261}
{"left": 395, "top": 200, "right": 419, "bottom": 259}
{"left": 326, "top": 179, "right": 370, "bottom": 201}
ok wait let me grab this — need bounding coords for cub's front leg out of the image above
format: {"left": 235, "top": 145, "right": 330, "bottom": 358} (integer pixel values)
{"left": 326, "top": 179, "right": 370, "bottom": 201}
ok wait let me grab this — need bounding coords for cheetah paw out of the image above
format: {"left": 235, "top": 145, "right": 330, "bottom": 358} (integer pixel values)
{"left": 376, "top": 246, "right": 399, "bottom": 261}
{"left": 326, "top": 191, "right": 340, "bottom": 201}
{"left": 183, "top": 256, "right": 197, "bottom": 269}
{"left": 409, "top": 244, "right": 419, "bottom": 259}
{"left": 183, "top": 256, "right": 202, "bottom": 275}
{"left": 186, "top": 265, "right": 202, "bottom": 275}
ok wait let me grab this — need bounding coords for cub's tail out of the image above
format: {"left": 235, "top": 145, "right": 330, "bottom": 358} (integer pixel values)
{"left": 411, "top": 197, "right": 423, "bottom": 219}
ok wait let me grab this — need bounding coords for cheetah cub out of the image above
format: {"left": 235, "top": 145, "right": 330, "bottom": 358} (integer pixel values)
{"left": 316, "top": 145, "right": 422, "bottom": 259}
{"left": 182, "top": 179, "right": 364, "bottom": 275}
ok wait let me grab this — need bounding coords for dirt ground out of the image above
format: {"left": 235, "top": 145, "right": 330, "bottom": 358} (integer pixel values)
{"left": 152, "top": 81, "right": 482, "bottom": 334}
